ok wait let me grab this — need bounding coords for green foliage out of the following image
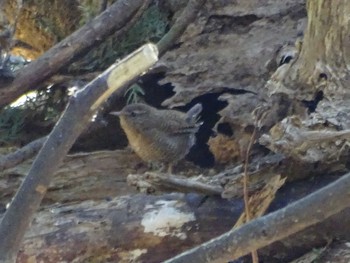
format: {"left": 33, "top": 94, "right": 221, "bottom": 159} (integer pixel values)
{"left": 28, "top": 0, "right": 81, "bottom": 41}
{"left": 78, "top": 0, "right": 100, "bottom": 26}
{"left": 69, "top": 4, "right": 169, "bottom": 73}
{"left": 125, "top": 83, "right": 145, "bottom": 104}
{"left": 0, "top": 86, "right": 68, "bottom": 145}
{"left": 115, "top": 5, "right": 169, "bottom": 57}
{"left": 23, "top": 87, "right": 67, "bottom": 122}
{"left": 0, "top": 107, "right": 25, "bottom": 145}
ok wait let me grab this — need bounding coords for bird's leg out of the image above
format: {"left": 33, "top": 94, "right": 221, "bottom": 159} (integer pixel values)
{"left": 167, "top": 161, "right": 178, "bottom": 174}
{"left": 148, "top": 162, "right": 164, "bottom": 171}
{"left": 147, "top": 162, "right": 171, "bottom": 174}
{"left": 167, "top": 164, "right": 173, "bottom": 174}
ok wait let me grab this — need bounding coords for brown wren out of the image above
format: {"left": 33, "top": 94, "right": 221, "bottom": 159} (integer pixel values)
{"left": 110, "top": 103, "right": 202, "bottom": 173}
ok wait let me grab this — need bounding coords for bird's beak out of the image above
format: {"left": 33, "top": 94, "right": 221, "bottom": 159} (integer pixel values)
{"left": 110, "top": 111, "right": 122, "bottom": 116}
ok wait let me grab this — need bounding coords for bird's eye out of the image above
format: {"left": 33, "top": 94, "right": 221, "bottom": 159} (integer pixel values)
{"left": 131, "top": 111, "right": 136, "bottom": 117}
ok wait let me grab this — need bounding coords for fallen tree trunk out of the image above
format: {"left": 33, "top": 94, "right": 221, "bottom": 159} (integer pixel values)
{"left": 0, "top": 173, "right": 348, "bottom": 262}
{"left": 0, "top": 149, "right": 144, "bottom": 208}
{"left": 15, "top": 193, "right": 241, "bottom": 263}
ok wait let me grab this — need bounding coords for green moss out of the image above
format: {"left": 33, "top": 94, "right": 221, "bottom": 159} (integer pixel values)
{"left": 0, "top": 107, "right": 25, "bottom": 145}
{"left": 78, "top": 0, "right": 101, "bottom": 26}
{"left": 115, "top": 5, "right": 169, "bottom": 57}
{"left": 26, "top": 0, "right": 81, "bottom": 41}
{"left": 69, "top": 4, "right": 169, "bottom": 73}
{"left": 125, "top": 83, "right": 145, "bottom": 104}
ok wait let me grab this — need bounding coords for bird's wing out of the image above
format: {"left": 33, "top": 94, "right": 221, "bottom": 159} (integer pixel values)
{"left": 158, "top": 112, "right": 202, "bottom": 135}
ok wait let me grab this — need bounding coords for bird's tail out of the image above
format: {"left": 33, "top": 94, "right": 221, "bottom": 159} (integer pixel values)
{"left": 185, "top": 103, "right": 203, "bottom": 124}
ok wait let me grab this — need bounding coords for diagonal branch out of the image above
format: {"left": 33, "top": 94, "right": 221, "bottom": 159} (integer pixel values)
{"left": 0, "top": 0, "right": 146, "bottom": 107}
{"left": 0, "top": 136, "right": 46, "bottom": 172}
{"left": 0, "top": 43, "right": 158, "bottom": 263}
{"left": 164, "top": 171, "right": 350, "bottom": 263}
{"left": 157, "top": 0, "right": 207, "bottom": 56}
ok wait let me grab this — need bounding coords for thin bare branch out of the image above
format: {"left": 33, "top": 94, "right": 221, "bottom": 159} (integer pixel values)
{"left": 127, "top": 172, "right": 223, "bottom": 195}
{"left": 0, "top": 136, "right": 46, "bottom": 172}
{"left": 157, "top": 0, "right": 207, "bottom": 56}
{"left": 242, "top": 125, "right": 259, "bottom": 263}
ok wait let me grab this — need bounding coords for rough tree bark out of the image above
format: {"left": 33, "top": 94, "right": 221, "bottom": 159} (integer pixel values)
{"left": 261, "top": 0, "right": 350, "bottom": 165}
{"left": 2, "top": 0, "right": 350, "bottom": 262}
{"left": 0, "top": 169, "right": 347, "bottom": 262}
{"left": 284, "top": 0, "right": 350, "bottom": 95}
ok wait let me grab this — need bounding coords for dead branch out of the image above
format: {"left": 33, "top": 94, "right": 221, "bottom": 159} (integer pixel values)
{"left": 0, "top": 44, "right": 158, "bottom": 262}
{"left": 0, "top": 0, "right": 146, "bottom": 107}
{"left": 1, "top": 157, "right": 348, "bottom": 262}
{"left": 157, "top": 0, "right": 207, "bottom": 56}
{"left": 164, "top": 171, "right": 350, "bottom": 263}
{"left": 233, "top": 175, "right": 286, "bottom": 227}
{"left": 0, "top": 136, "right": 46, "bottom": 172}
{"left": 260, "top": 116, "right": 350, "bottom": 163}
{"left": 242, "top": 125, "right": 259, "bottom": 263}
{"left": 127, "top": 172, "right": 223, "bottom": 195}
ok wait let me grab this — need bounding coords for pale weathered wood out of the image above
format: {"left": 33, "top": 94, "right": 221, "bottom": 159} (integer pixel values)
{"left": 0, "top": 149, "right": 144, "bottom": 207}
{"left": 0, "top": 175, "right": 346, "bottom": 262}
{"left": 0, "top": 43, "right": 158, "bottom": 262}
{"left": 262, "top": 0, "right": 350, "bottom": 165}
{"left": 15, "top": 193, "right": 240, "bottom": 263}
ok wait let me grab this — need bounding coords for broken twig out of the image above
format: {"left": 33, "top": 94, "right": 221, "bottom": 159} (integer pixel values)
{"left": 127, "top": 172, "right": 223, "bottom": 195}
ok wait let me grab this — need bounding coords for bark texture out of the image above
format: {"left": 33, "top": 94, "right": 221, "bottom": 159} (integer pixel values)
{"left": 284, "top": 0, "right": 350, "bottom": 98}
{"left": 261, "top": 0, "right": 350, "bottom": 166}
{"left": 1, "top": 0, "right": 350, "bottom": 262}
{"left": 0, "top": 170, "right": 347, "bottom": 263}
